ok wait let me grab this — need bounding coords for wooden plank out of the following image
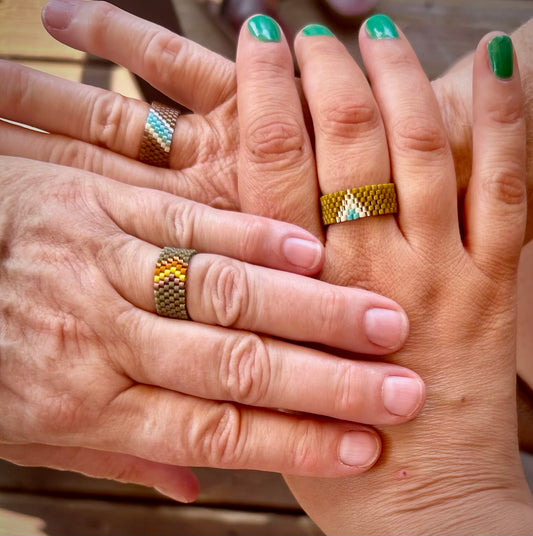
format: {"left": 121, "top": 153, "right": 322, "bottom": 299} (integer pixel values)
{"left": 0, "top": 493, "right": 322, "bottom": 536}
{"left": 0, "top": 461, "right": 301, "bottom": 509}
{"left": 0, "top": 0, "right": 84, "bottom": 60}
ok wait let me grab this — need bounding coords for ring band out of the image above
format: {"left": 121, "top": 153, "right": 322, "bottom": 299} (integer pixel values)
{"left": 139, "top": 102, "right": 180, "bottom": 168}
{"left": 154, "top": 247, "right": 197, "bottom": 320}
{"left": 320, "top": 183, "right": 398, "bottom": 226}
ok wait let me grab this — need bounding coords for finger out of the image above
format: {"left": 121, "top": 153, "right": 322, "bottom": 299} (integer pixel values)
{"left": 96, "top": 178, "right": 324, "bottom": 276}
{"left": 103, "top": 237, "right": 409, "bottom": 353}
{"left": 466, "top": 33, "right": 527, "bottom": 277}
{"left": 359, "top": 15, "right": 459, "bottom": 245}
{"left": 41, "top": 0, "right": 235, "bottom": 114}
{"left": 114, "top": 317, "right": 424, "bottom": 424}
{"left": 295, "top": 25, "right": 389, "bottom": 196}
{"left": 0, "top": 61, "right": 210, "bottom": 171}
{"left": 98, "top": 385, "right": 384, "bottom": 477}
{"left": 0, "top": 444, "right": 199, "bottom": 502}
{"left": 236, "top": 16, "right": 322, "bottom": 237}
{"left": 0, "top": 121, "right": 239, "bottom": 209}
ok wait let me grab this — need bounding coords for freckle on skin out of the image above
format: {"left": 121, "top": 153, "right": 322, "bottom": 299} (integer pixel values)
{"left": 397, "top": 469, "right": 409, "bottom": 479}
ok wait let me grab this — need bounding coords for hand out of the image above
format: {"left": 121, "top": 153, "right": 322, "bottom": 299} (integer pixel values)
{"left": 0, "top": 156, "right": 426, "bottom": 502}
{"left": 235, "top": 15, "right": 533, "bottom": 534}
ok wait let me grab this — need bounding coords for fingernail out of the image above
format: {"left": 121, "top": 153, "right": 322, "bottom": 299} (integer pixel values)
{"left": 248, "top": 14, "right": 281, "bottom": 42}
{"left": 382, "top": 376, "right": 424, "bottom": 417}
{"left": 282, "top": 238, "right": 322, "bottom": 271}
{"left": 365, "top": 14, "right": 399, "bottom": 39}
{"left": 301, "top": 24, "right": 335, "bottom": 37}
{"left": 364, "top": 308, "right": 408, "bottom": 349}
{"left": 488, "top": 35, "right": 513, "bottom": 79}
{"left": 339, "top": 431, "right": 379, "bottom": 467}
{"left": 42, "top": 0, "right": 77, "bottom": 30}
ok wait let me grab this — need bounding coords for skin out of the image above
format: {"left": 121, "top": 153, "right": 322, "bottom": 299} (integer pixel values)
{"left": 1, "top": 0, "right": 532, "bottom": 520}
{"left": 0, "top": 155, "right": 428, "bottom": 501}
{"left": 234, "top": 15, "right": 533, "bottom": 534}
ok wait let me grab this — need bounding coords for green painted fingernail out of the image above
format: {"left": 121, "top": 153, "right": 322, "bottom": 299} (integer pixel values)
{"left": 301, "top": 24, "right": 335, "bottom": 37}
{"left": 365, "top": 14, "right": 398, "bottom": 39}
{"left": 488, "top": 35, "right": 513, "bottom": 79}
{"left": 248, "top": 14, "right": 281, "bottom": 42}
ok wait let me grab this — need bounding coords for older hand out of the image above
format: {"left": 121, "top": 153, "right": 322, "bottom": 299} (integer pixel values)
{"left": 0, "top": 156, "right": 427, "bottom": 501}
{"left": 235, "top": 14, "right": 533, "bottom": 534}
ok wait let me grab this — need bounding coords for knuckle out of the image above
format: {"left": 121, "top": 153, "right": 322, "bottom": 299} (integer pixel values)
{"left": 86, "top": 2, "right": 118, "bottom": 47}
{"left": 244, "top": 114, "right": 306, "bottom": 170}
{"left": 141, "top": 31, "right": 185, "bottom": 87}
{"left": 391, "top": 116, "right": 448, "bottom": 156}
{"left": 49, "top": 139, "right": 105, "bottom": 175}
{"left": 88, "top": 92, "right": 128, "bottom": 149}
{"left": 317, "top": 96, "right": 381, "bottom": 140}
{"left": 316, "top": 287, "right": 346, "bottom": 339}
{"left": 288, "top": 420, "right": 321, "bottom": 471}
{"left": 219, "top": 334, "right": 271, "bottom": 406}
{"left": 198, "top": 403, "right": 244, "bottom": 467}
{"left": 483, "top": 165, "right": 526, "bottom": 206}
{"left": 203, "top": 259, "right": 250, "bottom": 327}
{"left": 166, "top": 200, "right": 196, "bottom": 248}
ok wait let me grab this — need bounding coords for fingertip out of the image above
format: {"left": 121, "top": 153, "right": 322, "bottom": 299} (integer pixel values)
{"left": 338, "top": 430, "right": 381, "bottom": 469}
{"left": 282, "top": 236, "right": 324, "bottom": 274}
{"left": 42, "top": 0, "right": 77, "bottom": 32}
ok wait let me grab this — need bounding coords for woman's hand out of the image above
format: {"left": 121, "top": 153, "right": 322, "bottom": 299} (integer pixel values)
{"left": 235, "top": 14, "right": 533, "bottom": 534}
{"left": 0, "top": 155, "right": 427, "bottom": 502}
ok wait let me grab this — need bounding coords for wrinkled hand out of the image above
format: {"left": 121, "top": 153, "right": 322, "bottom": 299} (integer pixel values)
{"left": 8, "top": 0, "right": 532, "bottom": 242}
{"left": 0, "top": 156, "right": 428, "bottom": 501}
{"left": 235, "top": 15, "right": 533, "bottom": 534}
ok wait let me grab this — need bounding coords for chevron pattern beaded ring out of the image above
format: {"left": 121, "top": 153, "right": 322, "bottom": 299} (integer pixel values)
{"left": 154, "top": 247, "right": 197, "bottom": 320}
{"left": 139, "top": 102, "right": 180, "bottom": 167}
{"left": 320, "top": 183, "right": 398, "bottom": 226}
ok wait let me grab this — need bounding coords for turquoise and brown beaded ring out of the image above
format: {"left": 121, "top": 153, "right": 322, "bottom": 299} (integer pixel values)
{"left": 139, "top": 102, "right": 180, "bottom": 168}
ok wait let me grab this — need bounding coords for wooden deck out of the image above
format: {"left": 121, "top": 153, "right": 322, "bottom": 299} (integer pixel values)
{"left": 1, "top": 0, "right": 533, "bottom": 534}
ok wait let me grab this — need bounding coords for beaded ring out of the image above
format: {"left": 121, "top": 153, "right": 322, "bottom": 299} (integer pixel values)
{"left": 320, "top": 183, "right": 398, "bottom": 226}
{"left": 138, "top": 102, "right": 180, "bottom": 168}
{"left": 154, "top": 247, "right": 197, "bottom": 320}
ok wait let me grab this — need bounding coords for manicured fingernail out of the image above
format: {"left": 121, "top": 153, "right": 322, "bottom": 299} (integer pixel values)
{"left": 339, "top": 431, "right": 379, "bottom": 467}
{"left": 365, "top": 14, "right": 398, "bottom": 39}
{"left": 42, "top": 0, "right": 77, "bottom": 30}
{"left": 301, "top": 24, "right": 335, "bottom": 37}
{"left": 282, "top": 238, "right": 322, "bottom": 270}
{"left": 364, "top": 308, "right": 408, "bottom": 349}
{"left": 382, "top": 376, "right": 424, "bottom": 417}
{"left": 488, "top": 35, "right": 513, "bottom": 79}
{"left": 248, "top": 15, "right": 281, "bottom": 42}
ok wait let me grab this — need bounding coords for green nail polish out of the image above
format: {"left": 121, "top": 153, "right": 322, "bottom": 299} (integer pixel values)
{"left": 301, "top": 24, "right": 335, "bottom": 37}
{"left": 248, "top": 14, "right": 281, "bottom": 42}
{"left": 365, "top": 14, "right": 398, "bottom": 39}
{"left": 488, "top": 35, "right": 513, "bottom": 79}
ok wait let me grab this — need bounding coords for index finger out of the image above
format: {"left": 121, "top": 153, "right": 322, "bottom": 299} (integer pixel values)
{"left": 42, "top": 0, "right": 235, "bottom": 114}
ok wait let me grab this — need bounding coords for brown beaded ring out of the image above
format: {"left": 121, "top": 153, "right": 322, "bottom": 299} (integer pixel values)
{"left": 154, "top": 247, "right": 197, "bottom": 320}
{"left": 138, "top": 102, "right": 180, "bottom": 168}
{"left": 320, "top": 183, "right": 398, "bottom": 226}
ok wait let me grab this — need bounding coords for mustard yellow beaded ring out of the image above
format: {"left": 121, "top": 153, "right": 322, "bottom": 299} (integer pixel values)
{"left": 138, "top": 102, "right": 180, "bottom": 168}
{"left": 320, "top": 183, "right": 398, "bottom": 226}
{"left": 154, "top": 247, "right": 197, "bottom": 320}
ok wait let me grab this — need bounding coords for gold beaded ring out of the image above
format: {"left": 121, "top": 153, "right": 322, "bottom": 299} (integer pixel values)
{"left": 154, "top": 247, "right": 197, "bottom": 320}
{"left": 320, "top": 183, "right": 398, "bottom": 226}
{"left": 138, "top": 102, "right": 180, "bottom": 168}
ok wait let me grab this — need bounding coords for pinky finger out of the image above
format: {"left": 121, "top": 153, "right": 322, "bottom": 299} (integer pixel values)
{"left": 0, "top": 444, "right": 199, "bottom": 502}
{"left": 465, "top": 32, "right": 527, "bottom": 278}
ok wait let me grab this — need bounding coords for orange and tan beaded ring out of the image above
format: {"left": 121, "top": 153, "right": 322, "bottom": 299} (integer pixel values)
{"left": 154, "top": 247, "right": 197, "bottom": 320}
